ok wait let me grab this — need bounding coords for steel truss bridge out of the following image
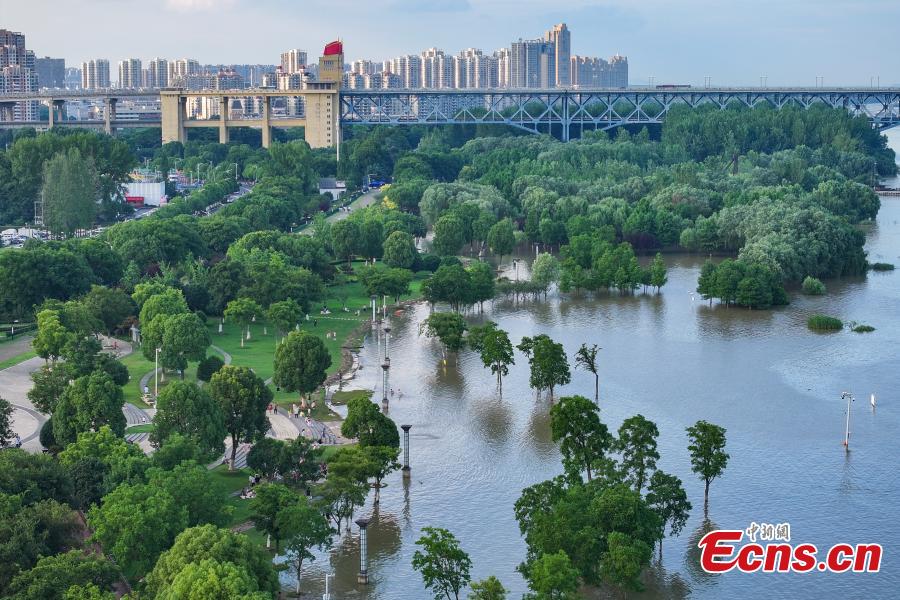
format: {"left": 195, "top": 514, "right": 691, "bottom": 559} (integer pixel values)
{"left": 340, "top": 88, "right": 900, "bottom": 139}
{"left": 1, "top": 87, "right": 898, "bottom": 143}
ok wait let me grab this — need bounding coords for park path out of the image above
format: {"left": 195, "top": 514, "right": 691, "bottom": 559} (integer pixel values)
{"left": 3, "top": 335, "right": 136, "bottom": 452}
{"left": 298, "top": 188, "right": 380, "bottom": 236}
{"left": 0, "top": 335, "right": 34, "bottom": 363}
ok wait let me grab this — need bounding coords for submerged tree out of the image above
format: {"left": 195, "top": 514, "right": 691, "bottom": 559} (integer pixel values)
{"left": 686, "top": 420, "right": 729, "bottom": 512}
{"left": 573, "top": 343, "right": 601, "bottom": 402}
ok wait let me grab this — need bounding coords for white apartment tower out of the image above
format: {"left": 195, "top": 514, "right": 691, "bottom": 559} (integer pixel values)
{"left": 81, "top": 59, "right": 110, "bottom": 89}
{"left": 280, "top": 49, "right": 307, "bottom": 74}
{"left": 117, "top": 58, "right": 142, "bottom": 89}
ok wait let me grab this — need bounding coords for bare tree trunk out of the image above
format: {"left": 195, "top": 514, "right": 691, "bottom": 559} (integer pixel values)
{"left": 229, "top": 434, "right": 237, "bottom": 471}
{"left": 594, "top": 374, "right": 599, "bottom": 402}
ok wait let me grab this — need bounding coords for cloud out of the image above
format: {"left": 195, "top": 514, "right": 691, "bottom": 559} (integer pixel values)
{"left": 164, "top": 0, "right": 236, "bottom": 12}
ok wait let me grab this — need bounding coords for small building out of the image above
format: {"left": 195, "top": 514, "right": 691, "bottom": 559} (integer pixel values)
{"left": 318, "top": 178, "right": 347, "bottom": 201}
{"left": 123, "top": 181, "right": 166, "bottom": 207}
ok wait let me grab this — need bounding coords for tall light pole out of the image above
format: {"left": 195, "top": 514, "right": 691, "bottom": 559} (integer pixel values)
{"left": 401, "top": 424, "right": 412, "bottom": 477}
{"left": 154, "top": 347, "right": 161, "bottom": 397}
{"left": 842, "top": 392, "right": 854, "bottom": 451}
{"left": 355, "top": 518, "right": 370, "bottom": 584}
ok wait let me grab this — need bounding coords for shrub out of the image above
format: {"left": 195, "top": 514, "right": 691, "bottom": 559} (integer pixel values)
{"left": 807, "top": 314, "right": 843, "bottom": 331}
{"left": 852, "top": 324, "right": 875, "bottom": 333}
{"left": 196, "top": 355, "right": 225, "bottom": 382}
{"left": 801, "top": 276, "right": 826, "bottom": 295}
{"left": 870, "top": 262, "right": 895, "bottom": 271}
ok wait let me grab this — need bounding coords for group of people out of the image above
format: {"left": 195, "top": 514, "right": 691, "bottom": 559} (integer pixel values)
{"left": 239, "top": 473, "right": 263, "bottom": 500}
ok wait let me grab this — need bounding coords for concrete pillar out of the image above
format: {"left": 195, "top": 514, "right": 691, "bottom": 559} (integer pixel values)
{"left": 104, "top": 98, "right": 117, "bottom": 135}
{"left": 161, "top": 91, "right": 186, "bottom": 145}
{"left": 401, "top": 424, "right": 411, "bottom": 477}
{"left": 47, "top": 99, "right": 55, "bottom": 128}
{"left": 261, "top": 95, "right": 272, "bottom": 149}
{"left": 219, "top": 96, "right": 230, "bottom": 144}
{"left": 355, "top": 518, "right": 370, "bottom": 584}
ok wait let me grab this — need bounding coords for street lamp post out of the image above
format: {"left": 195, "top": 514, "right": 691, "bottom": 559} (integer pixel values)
{"left": 355, "top": 518, "right": 370, "bottom": 584}
{"left": 842, "top": 392, "right": 854, "bottom": 451}
{"left": 154, "top": 347, "right": 161, "bottom": 397}
{"left": 323, "top": 573, "right": 334, "bottom": 600}
{"left": 401, "top": 424, "right": 412, "bottom": 477}
{"left": 381, "top": 358, "right": 390, "bottom": 412}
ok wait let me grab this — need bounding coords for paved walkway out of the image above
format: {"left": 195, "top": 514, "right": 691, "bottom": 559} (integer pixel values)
{"left": 299, "top": 189, "right": 380, "bottom": 236}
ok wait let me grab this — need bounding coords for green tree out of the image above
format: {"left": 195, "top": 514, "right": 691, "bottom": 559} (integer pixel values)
{"left": 341, "top": 395, "right": 401, "bottom": 448}
{"left": 421, "top": 311, "right": 468, "bottom": 356}
{"left": 383, "top": 230, "right": 418, "bottom": 269}
{"left": 147, "top": 461, "right": 230, "bottom": 528}
{"left": 247, "top": 438, "right": 287, "bottom": 480}
{"left": 549, "top": 395, "right": 612, "bottom": 482}
{"left": 157, "top": 558, "right": 270, "bottom": 600}
{"left": 87, "top": 482, "right": 188, "bottom": 579}
{"left": 161, "top": 312, "right": 211, "bottom": 378}
{"left": 522, "top": 551, "right": 580, "bottom": 600}
{"left": 42, "top": 148, "right": 98, "bottom": 237}
{"left": 33, "top": 309, "right": 73, "bottom": 364}
{"left": 615, "top": 414, "right": 660, "bottom": 494}
{"left": 138, "top": 287, "right": 189, "bottom": 328}
{"left": 7, "top": 551, "right": 119, "bottom": 600}
{"left": 531, "top": 253, "right": 560, "bottom": 299}
{"left": 52, "top": 371, "right": 126, "bottom": 446}
{"left": 363, "top": 445, "right": 401, "bottom": 506}
{"left": 144, "top": 525, "right": 279, "bottom": 597}
{"left": 573, "top": 343, "right": 601, "bottom": 402}
{"left": 432, "top": 214, "right": 466, "bottom": 256}
{"left": 208, "top": 366, "right": 272, "bottom": 470}
{"left": 250, "top": 483, "right": 300, "bottom": 551}
{"left": 62, "top": 583, "right": 116, "bottom": 600}
{"left": 646, "top": 471, "right": 692, "bottom": 558}
{"left": 468, "top": 321, "right": 514, "bottom": 394}
{"left": 278, "top": 496, "right": 333, "bottom": 595}
{"left": 412, "top": 526, "right": 473, "bottom": 600}
{"left": 600, "top": 531, "right": 653, "bottom": 591}
{"left": 0, "top": 397, "right": 13, "bottom": 447}
{"left": 320, "top": 447, "right": 370, "bottom": 534}
{"left": 83, "top": 285, "right": 135, "bottom": 336}
{"left": 196, "top": 355, "right": 225, "bottom": 382}
{"left": 487, "top": 219, "right": 516, "bottom": 262}
{"left": 649, "top": 253, "right": 668, "bottom": 292}
{"left": 466, "top": 260, "right": 496, "bottom": 311}
{"left": 267, "top": 298, "right": 302, "bottom": 342}
{"left": 273, "top": 330, "right": 332, "bottom": 407}
{"left": 469, "top": 575, "right": 508, "bottom": 600}
{"left": 686, "top": 420, "right": 729, "bottom": 511}
{"left": 224, "top": 297, "right": 261, "bottom": 347}
{"left": 150, "top": 381, "right": 226, "bottom": 460}
{"left": 517, "top": 335, "right": 570, "bottom": 401}
{"left": 27, "top": 365, "right": 70, "bottom": 414}
{"left": 331, "top": 219, "right": 361, "bottom": 265}
{"left": 801, "top": 276, "right": 826, "bottom": 295}
{"left": 58, "top": 426, "right": 150, "bottom": 507}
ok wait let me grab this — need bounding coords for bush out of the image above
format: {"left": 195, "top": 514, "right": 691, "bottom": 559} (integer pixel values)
{"left": 39, "top": 417, "right": 60, "bottom": 453}
{"left": 419, "top": 254, "right": 441, "bottom": 272}
{"left": 852, "top": 324, "right": 875, "bottom": 333}
{"left": 196, "top": 355, "right": 225, "bottom": 382}
{"left": 807, "top": 314, "right": 843, "bottom": 331}
{"left": 870, "top": 262, "right": 895, "bottom": 271}
{"left": 801, "top": 276, "right": 826, "bottom": 295}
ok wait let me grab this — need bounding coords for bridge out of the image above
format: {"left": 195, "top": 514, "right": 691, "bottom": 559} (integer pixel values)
{"left": 1, "top": 86, "right": 898, "bottom": 148}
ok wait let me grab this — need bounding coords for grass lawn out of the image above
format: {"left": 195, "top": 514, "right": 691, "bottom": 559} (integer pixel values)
{"left": 0, "top": 349, "right": 37, "bottom": 371}
{"left": 120, "top": 346, "right": 218, "bottom": 409}
{"left": 206, "top": 264, "right": 424, "bottom": 420}
{"left": 125, "top": 423, "right": 155, "bottom": 434}
{"left": 330, "top": 389, "right": 372, "bottom": 406}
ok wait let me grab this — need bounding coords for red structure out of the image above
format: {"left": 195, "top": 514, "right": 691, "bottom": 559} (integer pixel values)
{"left": 323, "top": 41, "right": 343, "bottom": 56}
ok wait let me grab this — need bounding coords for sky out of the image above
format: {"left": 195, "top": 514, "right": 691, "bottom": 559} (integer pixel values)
{"left": 2, "top": 0, "right": 899, "bottom": 86}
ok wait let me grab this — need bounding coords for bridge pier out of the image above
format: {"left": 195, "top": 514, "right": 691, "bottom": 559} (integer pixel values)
{"left": 160, "top": 91, "right": 186, "bottom": 145}
{"left": 104, "top": 98, "right": 117, "bottom": 135}
{"left": 261, "top": 96, "right": 272, "bottom": 149}
{"left": 219, "top": 96, "right": 230, "bottom": 144}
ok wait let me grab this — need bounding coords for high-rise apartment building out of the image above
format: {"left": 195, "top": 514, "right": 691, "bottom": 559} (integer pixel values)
{"left": 608, "top": 54, "right": 628, "bottom": 88}
{"left": 509, "top": 39, "right": 550, "bottom": 88}
{"left": 0, "top": 29, "right": 39, "bottom": 120}
{"left": 34, "top": 56, "right": 65, "bottom": 88}
{"left": 544, "top": 23, "right": 571, "bottom": 87}
{"left": 280, "top": 49, "right": 307, "bottom": 74}
{"left": 167, "top": 58, "right": 200, "bottom": 86}
{"left": 118, "top": 58, "right": 142, "bottom": 89}
{"left": 421, "top": 48, "right": 453, "bottom": 89}
{"left": 145, "top": 58, "right": 168, "bottom": 88}
{"left": 570, "top": 54, "right": 629, "bottom": 88}
{"left": 81, "top": 59, "right": 110, "bottom": 89}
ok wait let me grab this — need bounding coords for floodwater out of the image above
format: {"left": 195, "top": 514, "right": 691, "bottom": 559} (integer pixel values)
{"left": 286, "top": 142, "right": 900, "bottom": 599}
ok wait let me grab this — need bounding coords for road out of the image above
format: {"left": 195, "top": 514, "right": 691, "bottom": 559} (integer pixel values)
{"left": 298, "top": 188, "right": 381, "bottom": 235}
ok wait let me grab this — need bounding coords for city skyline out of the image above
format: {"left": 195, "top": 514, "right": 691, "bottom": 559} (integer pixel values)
{"left": 4, "top": 0, "right": 899, "bottom": 86}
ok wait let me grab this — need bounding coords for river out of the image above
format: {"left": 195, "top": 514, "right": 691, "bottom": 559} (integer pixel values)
{"left": 287, "top": 134, "right": 900, "bottom": 599}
